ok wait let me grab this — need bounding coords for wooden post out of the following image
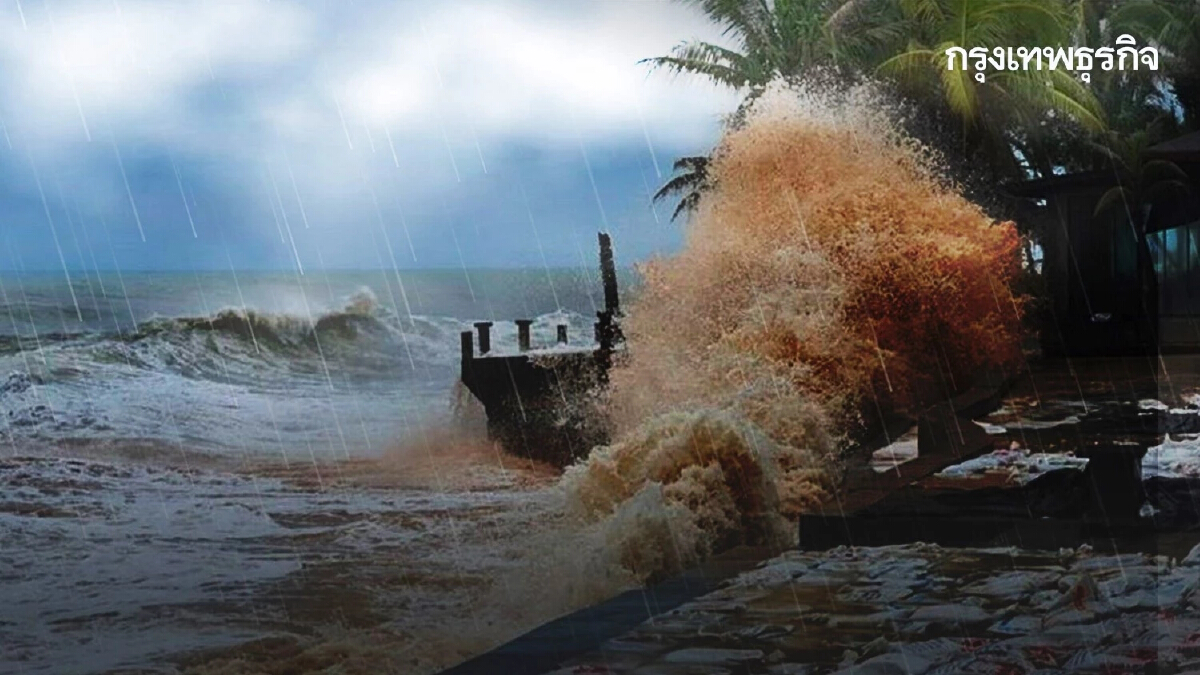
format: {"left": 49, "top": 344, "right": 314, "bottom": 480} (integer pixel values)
{"left": 473, "top": 321, "right": 493, "bottom": 354}
{"left": 516, "top": 319, "right": 533, "bottom": 351}
{"left": 1076, "top": 444, "right": 1148, "bottom": 521}
{"left": 598, "top": 232, "right": 620, "bottom": 315}
{"left": 556, "top": 324, "right": 568, "bottom": 345}
{"left": 460, "top": 331, "right": 473, "bottom": 378}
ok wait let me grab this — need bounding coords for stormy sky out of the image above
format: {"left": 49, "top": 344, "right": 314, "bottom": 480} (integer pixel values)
{"left": 0, "top": 0, "right": 737, "bottom": 271}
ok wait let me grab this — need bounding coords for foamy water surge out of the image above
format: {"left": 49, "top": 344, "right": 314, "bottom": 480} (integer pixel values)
{"left": 560, "top": 81, "right": 1025, "bottom": 582}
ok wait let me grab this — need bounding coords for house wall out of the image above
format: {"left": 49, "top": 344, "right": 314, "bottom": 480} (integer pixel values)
{"left": 1042, "top": 187, "right": 1153, "bottom": 356}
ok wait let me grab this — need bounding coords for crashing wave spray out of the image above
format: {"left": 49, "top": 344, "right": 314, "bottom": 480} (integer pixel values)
{"left": 563, "top": 81, "right": 1026, "bottom": 580}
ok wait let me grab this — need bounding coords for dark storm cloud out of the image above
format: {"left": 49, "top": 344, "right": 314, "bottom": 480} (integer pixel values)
{"left": 0, "top": 0, "right": 736, "bottom": 271}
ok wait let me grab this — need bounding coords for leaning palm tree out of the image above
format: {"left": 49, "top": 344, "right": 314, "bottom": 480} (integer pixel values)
{"left": 642, "top": 0, "right": 899, "bottom": 93}
{"left": 642, "top": 0, "right": 898, "bottom": 219}
{"left": 653, "top": 155, "right": 711, "bottom": 221}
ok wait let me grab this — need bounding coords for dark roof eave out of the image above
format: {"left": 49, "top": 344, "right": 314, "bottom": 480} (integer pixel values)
{"left": 1146, "top": 131, "right": 1200, "bottom": 162}
{"left": 1003, "top": 170, "right": 1118, "bottom": 199}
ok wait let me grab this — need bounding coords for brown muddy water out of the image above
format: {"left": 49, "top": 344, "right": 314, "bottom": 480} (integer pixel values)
{"left": 0, "top": 439, "right": 593, "bottom": 675}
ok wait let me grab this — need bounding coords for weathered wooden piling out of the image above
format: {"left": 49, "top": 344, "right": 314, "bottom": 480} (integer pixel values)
{"left": 516, "top": 320, "right": 533, "bottom": 352}
{"left": 599, "top": 232, "right": 620, "bottom": 315}
{"left": 473, "top": 321, "right": 493, "bottom": 354}
{"left": 460, "top": 331, "right": 473, "bottom": 366}
{"left": 556, "top": 324, "right": 568, "bottom": 345}
{"left": 593, "top": 232, "right": 623, "bottom": 381}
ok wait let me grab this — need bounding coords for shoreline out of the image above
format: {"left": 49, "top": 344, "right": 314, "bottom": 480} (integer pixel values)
{"left": 1, "top": 442, "right": 570, "bottom": 675}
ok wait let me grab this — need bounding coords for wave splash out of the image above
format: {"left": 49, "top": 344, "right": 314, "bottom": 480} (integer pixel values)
{"left": 562, "top": 81, "right": 1026, "bottom": 582}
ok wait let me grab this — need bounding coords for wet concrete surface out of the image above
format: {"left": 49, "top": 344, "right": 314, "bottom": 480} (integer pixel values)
{"left": 529, "top": 542, "right": 1200, "bottom": 675}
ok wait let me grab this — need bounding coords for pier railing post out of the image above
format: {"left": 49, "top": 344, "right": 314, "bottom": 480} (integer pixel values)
{"left": 460, "top": 331, "right": 474, "bottom": 376}
{"left": 516, "top": 319, "right": 533, "bottom": 351}
{"left": 473, "top": 321, "right": 493, "bottom": 355}
{"left": 556, "top": 324, "right": 568, "bottom": 345}
{"left": 598, "top": 232, "right": 620, "bottom": 316}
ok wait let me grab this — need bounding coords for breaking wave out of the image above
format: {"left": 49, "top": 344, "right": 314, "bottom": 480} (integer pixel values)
{"left": 1, "top": 288, "right": 588, "bottom": 387}
{"left": 112, "top": 289, "right": 424, "bottom": 383}
{"left": 0, "top": 285, "right": 591, "bottom": 453}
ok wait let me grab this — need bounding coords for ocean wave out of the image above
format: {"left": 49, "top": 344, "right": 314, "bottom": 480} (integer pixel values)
{"left": 133, "top": 291, "right": 390, "bottom": 353}
{"left": 0, "top": 287, "right": 594, "bottom": 389}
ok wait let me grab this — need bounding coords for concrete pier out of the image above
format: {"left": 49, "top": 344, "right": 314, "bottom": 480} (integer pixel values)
{"left": 458, "top": 233, "right": 621, "bottom": 466}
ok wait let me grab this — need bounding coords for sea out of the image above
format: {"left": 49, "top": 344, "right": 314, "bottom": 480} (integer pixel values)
{"left": 0, "top": 268, "right": 620, "bottom": 460}
{"left": 0, "top": 268, "right": 629, "bottom": 675}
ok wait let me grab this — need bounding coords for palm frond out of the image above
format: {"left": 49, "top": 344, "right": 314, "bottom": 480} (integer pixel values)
{"left": 1095, "top": 186, "right": 1135, "bottom": 217}
{"left": 652, "top": 155, "right": 711, "bottom": 221}
{"left": 876, "top": 47, "right": 937, "bottom": 80}
{"left": 1144, "top": 178, "right": 1192, "bottom": 202}
{"left": 937, "top": 56, "right": 980, "bottom": 120}
{"left": 653, "top": 173, "right": 705, "bottom": 202}
{"left": 641, "top": 40, "right": 761, "bottom": 88}
{"left": 825, "top": 0, "right": 880, "bottom": 31}
{"left": 1141, "top": 158, "right": 1191, "bottom": 183}
{"left": 672, "top": 192, "right": 703, "bottom": 221}
{"left": 992, "top": 69, "right": 1107, "bottom": 132}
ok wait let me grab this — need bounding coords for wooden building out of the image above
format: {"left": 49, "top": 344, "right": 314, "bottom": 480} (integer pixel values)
{"left": 1008, "top": 132, "right": 1200, "bottom": 355}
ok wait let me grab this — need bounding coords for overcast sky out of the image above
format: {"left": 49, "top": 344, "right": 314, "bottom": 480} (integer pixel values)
{"left": 0, "top": 0, "right": 738, "bottom": 271}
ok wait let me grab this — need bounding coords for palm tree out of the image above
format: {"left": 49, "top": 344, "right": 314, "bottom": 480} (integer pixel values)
{"left": 643, "top": 0, "right": 1111, "bottom": 212}
{"left": 641, "top": 0, "right": 897, "bottom": 93}
{"left": 1108, "top": 0, "right": 1200, "bottom": 130}
{"left": 1093, "top": 127, "right": 1191, "bottom": 233}
{"left": 1006, "top": 0, "right": 1174, "bottom": 179}
{"left": 872, "top": 0, "right": 1106, "bottom": 179}
{"left": 653, "top": 156, "right": 712, "bottom": 221}
{"left": 645, "top": 0, "right": 1200, "bottom": 226}
{"left": 640, "top": 0, "right": 899, "bottom": 220}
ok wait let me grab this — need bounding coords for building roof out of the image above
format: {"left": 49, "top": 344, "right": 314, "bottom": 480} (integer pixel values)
{"left": 1006, "top": 132, "right": 1200, "bottom": 198}
{"left": 1146, "top": 131, "right": 1200, "bottom": 162}
{"left": 1003, "top": 170, "right": 1116, "bottom": 198}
